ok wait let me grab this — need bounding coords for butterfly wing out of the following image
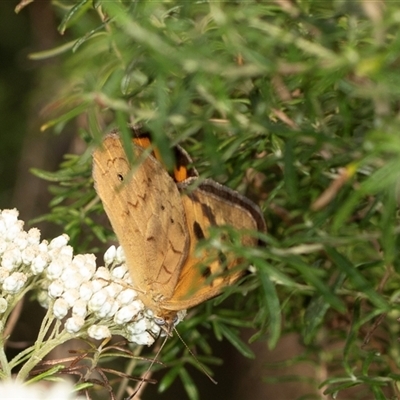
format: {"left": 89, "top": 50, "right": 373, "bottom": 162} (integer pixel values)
{"left": 92, "top": 133, "right": 189, "bottom": 309}
{"left": 163, "top": 178, "right": 266, "bottom": 312}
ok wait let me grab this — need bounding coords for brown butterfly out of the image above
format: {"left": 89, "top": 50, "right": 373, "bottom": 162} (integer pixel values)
{"left": 92, "top": 127, "right": 266, "bottom": 330}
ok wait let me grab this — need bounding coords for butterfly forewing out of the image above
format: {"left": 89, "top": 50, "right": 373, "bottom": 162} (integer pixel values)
{"left": 92, "top": 134, "right": 190, "bottom": 309}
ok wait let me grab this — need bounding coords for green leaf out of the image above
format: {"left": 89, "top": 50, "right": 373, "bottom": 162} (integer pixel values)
{"left": 179, "top": 367, "right": 200, "bottom": 400}
{"left": 58, "top": 0, "right": 91, "bottom": 34}
{"left": 256, "top": 260, "right": 281, "bottom": 349}
{"left": 286, "top": 255, "right": 346, "bottom": 312}
{"left": 325, "top": 247, "right": 388, "bottom": 310}
{"left": 159, "top": 365, "right": 180, "bottom": 393}
{"left": 217, "top": 323, "right": 255, "bottom": 359}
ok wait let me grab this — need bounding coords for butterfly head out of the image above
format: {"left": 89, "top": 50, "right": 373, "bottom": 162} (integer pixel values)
{"left": 153, "top": 309, "right": 186, "bottom": 337}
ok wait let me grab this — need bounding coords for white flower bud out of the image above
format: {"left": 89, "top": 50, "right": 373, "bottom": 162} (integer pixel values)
{"left": 126, "top": 317, "right": 150, "bottom": 335}
{"left": 31, "top": 253, "right": 50, "bottom": 274}
{"left": 53, "top": 298, "right": 69, "bottom": 319}
{"left": 95, "top": 298, "right": 117, "bottom": 319}
{"left": 116, "top": 246, "right": 125, "bottom": 263}
{"left": 1, "top": 247, "right": 22, "bottom": 271}
{"left": 6, "top": 221, "right": 24, "bottom": 241}
{"left": 104, "top": 245, "right": 117, "bottom": 266}
{"left": 79, "top": 282, "right": 93, "bottom": 301}
{"left": 3, "top": 272, "right": 27, "bottom": 293}
{"left": 117, "top": 288, "right": 138, "bottom": 305}
{"left": 58, "top": 245, "right": 74, "bottom": 259}
{"left": 27, "top": 227, "right": 41, "bottom": 245}
{"left": 94, "top": 266, "right": 111, "bottom": 281}
{"left": 144, "top": 308, "right": 154, "bottom": 318}
{"left": 90, "top": 278, "right": 108, "bottom": 293}
{"left": 14, "top": 231, "right": 28, "bottom": 250}
{"left": 21, "top": 246, "right": 37, "bottom": 265}
{"left": 105, "top": 299, "right": 120, "bottom": 319}
{"left": 88, "top": 289, "right": 108, "bottom": 312}
{"left": 62, "top": 289, "right": 80, "bottom": 307}
{"left": 72, "top": 299, "right": 87, "bottom": 318}
{"left": 65, "top": 316, "right": 85, "bottom": 333}
{"left": 0, "top": 297, "right": 8, "bottom": 313}
{"left": 38, "top": 240, "right": 48, "bottom": 253}
{"left": 48, "top": 280, "right": 64, "bottom": 299}
{"left": 88, "top": 325, "right": 111, "bottom": 340}
{"left": 1, "top": 209, "right": 19, "bottom": 226}
{"left": 37, "top": 290, "right": 50, "bottom": 309}
{"left": 114, "top": 301, "right": 142, "bottom": 325}
{"left": 127, "top": 331, "right": 155, "bottom": 346}
{"left": 46, "top": 260, "right": 65, "bottom": 280}
{"left": 105, "top": 282, "right": 123, "bottom": 298}
{"left": 49, "top": 234, "right": 69, "bottom": 250}
{"left": 149, "top": 321, "right": 162, "bottom": 335}
{"left": 72, "top": 254, "right": 96, "bottom": 281}
{"left": 111, "top": 264, "right": 129, "bottom": 279}
{"left": 61, "top": 266, "right": 83, "bottom": 290}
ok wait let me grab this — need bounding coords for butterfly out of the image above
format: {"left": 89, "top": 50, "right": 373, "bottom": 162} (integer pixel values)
{"left": 92, "top": 127, "right": 266, "bottom": 330}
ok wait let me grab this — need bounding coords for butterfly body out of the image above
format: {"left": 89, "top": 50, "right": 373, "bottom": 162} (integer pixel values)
{"left": 93, "top": 130, "right": 265, "bottom": 326}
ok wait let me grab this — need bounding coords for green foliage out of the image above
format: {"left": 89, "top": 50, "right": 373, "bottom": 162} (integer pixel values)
{"left": 23, "top": 0, "right": 400, "bottom": 398}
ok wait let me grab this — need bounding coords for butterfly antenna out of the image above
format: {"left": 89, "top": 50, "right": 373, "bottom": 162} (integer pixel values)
{"left": 128, "top": 335, "right": 168, "bottom": 399}
{"left": 173, "top": 326, "right": 218, "bottom": 385}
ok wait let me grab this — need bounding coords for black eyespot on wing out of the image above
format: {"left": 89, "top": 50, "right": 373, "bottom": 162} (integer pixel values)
{"left": 161, "top": 205, "right": 165, "bottom": 210}
{"left": 117, "top": 174, "right": 124, "bottom": 181}
{"left": 193, "top": 221, "right": 205, "bottom": 240}
{"left": 170, "top": 218, "right": 174, "bottom": 224}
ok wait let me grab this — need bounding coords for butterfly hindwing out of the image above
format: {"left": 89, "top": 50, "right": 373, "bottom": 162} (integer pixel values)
{"left": 164, "top": 178, "right": 266, "bottom": 311}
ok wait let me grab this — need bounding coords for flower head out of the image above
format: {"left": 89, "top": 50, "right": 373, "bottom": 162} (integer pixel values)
{"left": 0, "top": 208, "right": 185, "bottom": 347}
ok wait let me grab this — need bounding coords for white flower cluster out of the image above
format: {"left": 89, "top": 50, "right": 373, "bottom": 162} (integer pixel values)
{"left": 0, "top": 209, "right": 185, "bottom": 346}
{"left": 0, "top": 209, "right": 44, "bottom": 311}
{"left": 0, "top": 379, "right": 85, "bottom": 400}
{"left": 40, "top": 243, "right": 165, "bottom": 346}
